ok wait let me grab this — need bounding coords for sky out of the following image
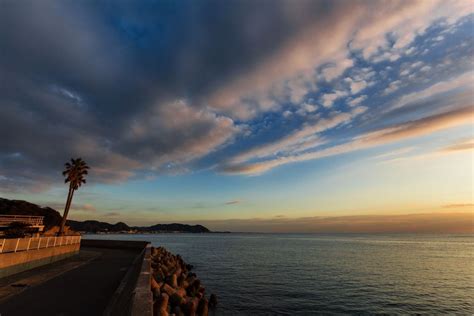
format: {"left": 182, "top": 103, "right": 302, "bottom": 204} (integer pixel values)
{"left": 0, "top": 0, "right": 473, "bottom": 232}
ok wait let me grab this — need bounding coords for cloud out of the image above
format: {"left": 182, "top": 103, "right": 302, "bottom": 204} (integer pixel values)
{"left": 224, "top": 200, "right": 241, "bottom": 205}
{"left": 43, "top": 202, "right": 96, "bottom": 213}
{"left": 351, "top": 1, "right": 472, "bottom": 60}
{"left": 360, "top": 107, "right": 473, "bottom": 145}
{"left": 390, "top": 71, "right": 473, "bottom": 111}
{"left": 122, "top": 100, "right": 240, "bottom": 168}
{"left": 0, "top": 0, "right": 473, "bottom": 192}
{"left": 442, "top": 203, "right": 474, "bottom": 209}
{"left": 72, "top": 203, "right": 97, "bottom": 212}
{"left": 372, "top": 147, "right": 415, "bottom": 160}
{"left": 439, "top": 138, "right": 474, "bottom": 153}
{"left": 321, "top": 56, "right": 354, "bottom": 81}
{"left": 223, "top": 106, "right": 367, "bottom": 170}
{"left": 222, "top": 106, "right": 473, "bottom": 175}
{"left": 206, "top": 0, "right": 473, "bottom": 119}
{"left": 298, "top": 102, "right": 318, "bottom": 114}
{"left": 379, "top": 137, "right": 474, "bottom": 165}
{"left": 347, "top": 95, "right": 367, "bottom": 107}
{"left": 321, "top": 90, "right": 347, "bottom": 108}
{"left": 103, "top": 212, "right": 120, "bottom": 217}
{"left": 400, "top": 69, "right": 411, "bottom": 76}
{"left": 371, "top": 51, "right": 401, "bottom": 63}
{"left": 345, "top": 78, "right": 368, "bottom": 94}
{"left": 383, "top": 80, "right": 402, "bottom": 95}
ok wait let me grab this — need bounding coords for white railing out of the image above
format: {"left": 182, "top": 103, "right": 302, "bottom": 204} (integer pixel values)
{"left": 0, "top": 215, "right": 44, "bottom": 227}
{"left": 0, "top": 235, "right": 81, "bottom": 254}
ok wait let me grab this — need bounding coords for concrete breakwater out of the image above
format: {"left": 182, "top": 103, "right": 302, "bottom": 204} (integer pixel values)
{"left": 150, "top": 246, "right": 217, "bottom": 316}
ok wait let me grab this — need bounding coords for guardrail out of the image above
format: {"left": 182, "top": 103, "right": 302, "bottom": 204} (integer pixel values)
{"left": 0, "top": 215, "right": 44, "bottom": 227}
{"left": 0, "top": 235, "right": 81, "bottom": 254}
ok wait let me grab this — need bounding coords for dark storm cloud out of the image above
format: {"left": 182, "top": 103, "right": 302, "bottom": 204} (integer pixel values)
{"left": 0, "top": 0, "right": 335, "bottom": 191}
{"left": 88, "top": 0, "right": 337, "bottom": 98}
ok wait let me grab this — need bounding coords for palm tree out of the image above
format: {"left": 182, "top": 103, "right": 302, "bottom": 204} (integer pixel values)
{"left": 58, "top": 158, "right": 89, "bottom": 235}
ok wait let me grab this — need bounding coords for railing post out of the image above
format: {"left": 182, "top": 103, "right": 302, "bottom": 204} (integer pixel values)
{"left": 14, "top": 238, "right": 20, "bottom": 252}
{"left": 54, "top": 236, "right": 57, "bottom": 247}
{"left": 38, "top": 237, "right": 41, "bottom": 249}
{"left": 27, "top": 237, "right": 32, "bottom": 251}
{"left": 0, "top": 239, "right": 5, "bottom": 253}
{"left": 46, "top": 237, "right": 50, "bottom": 248}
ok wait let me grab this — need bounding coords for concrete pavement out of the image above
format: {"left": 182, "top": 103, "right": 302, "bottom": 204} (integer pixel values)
{"left": 0, "top": 246, "right": 141, "bottom": 316}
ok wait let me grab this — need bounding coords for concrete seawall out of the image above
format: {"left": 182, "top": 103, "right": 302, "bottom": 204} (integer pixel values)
{"left": 0, "top": 239, "right": 155, "bottom": 315}
{"left": 0, "top": 243, "right": 80, "bottom": 278}
{"left": 82, "top": 239, "right": 153, "bottom": 316}
{"left": 130, "top": 244, "right": 153, "bottom": 316}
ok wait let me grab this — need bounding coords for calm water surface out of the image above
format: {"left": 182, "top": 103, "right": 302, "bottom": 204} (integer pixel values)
{"left": 85, "top": 233, "right": 474, "bottom": 315}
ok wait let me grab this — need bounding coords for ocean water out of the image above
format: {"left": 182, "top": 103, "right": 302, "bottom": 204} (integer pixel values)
{"left": 85, "top": 233, "right": 474, "bottom": 315}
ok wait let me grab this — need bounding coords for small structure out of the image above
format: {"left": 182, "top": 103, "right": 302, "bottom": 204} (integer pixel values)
{"left": 0, "top": 215, "right": 45, "bottom": 235}
{"left": 0, "top": 213, "right": 81, "bottom": 278}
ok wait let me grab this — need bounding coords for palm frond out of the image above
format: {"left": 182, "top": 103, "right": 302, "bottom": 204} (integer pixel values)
{"left": 62, "top": 157, "right": 89, "bottom": 191}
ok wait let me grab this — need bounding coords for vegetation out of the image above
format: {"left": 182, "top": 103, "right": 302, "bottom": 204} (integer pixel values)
{"left": 67, "top": 220, "right": 130, "bottom": 233}
{"left": 58, "top": 158, "right": 89, "bottom": 235}
{"left": 4, "top": 222, "right": 36, "bottom": 238}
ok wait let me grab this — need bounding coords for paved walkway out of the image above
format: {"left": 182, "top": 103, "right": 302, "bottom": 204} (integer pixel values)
{"left": 0, "top": 249, "right": 100, "bottom": 304}
{"left": 0, "top": 247, "right": 141, "bottom": 316}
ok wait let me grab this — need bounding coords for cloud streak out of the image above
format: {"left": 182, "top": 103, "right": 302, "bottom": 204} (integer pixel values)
{"left": 222, "top": 105, "right": 473, "bottom": 175}
{"left": 439, "top": 138, "right": 474, "bottom": 153}
{"left": 442, "top": 203, "right": 474, "bottom": 209}
{"left": 198, "top": 213, "right": 474, "bottom": 233}
{"left": 224, "top": 200, "right": 241, "bottom": 205}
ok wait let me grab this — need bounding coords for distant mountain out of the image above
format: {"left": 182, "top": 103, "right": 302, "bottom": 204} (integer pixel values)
{"left": 68, "top": 221, "right": 210, "bottom": 233}
{"left": 0, "top": 197, "right": 211, "bottom": 233}
{"left": 67, "top": 220, "right": 131, "bottom": 233}
{"left": 136, "top": 223, "right": 210, "bottom": 233}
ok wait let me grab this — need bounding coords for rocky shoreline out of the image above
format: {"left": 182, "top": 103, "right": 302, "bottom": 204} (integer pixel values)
{"left": 150, "top": 246, "right": 217, "bottom": 316}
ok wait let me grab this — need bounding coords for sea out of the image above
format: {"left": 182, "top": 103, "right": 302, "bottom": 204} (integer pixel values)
{"left": 85, "top": 233, "right": 474, "bottom": 315}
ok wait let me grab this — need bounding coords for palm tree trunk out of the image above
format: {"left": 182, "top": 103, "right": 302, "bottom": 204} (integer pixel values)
{"left": 59, "top": 185, "right": 74, "bottom": 235}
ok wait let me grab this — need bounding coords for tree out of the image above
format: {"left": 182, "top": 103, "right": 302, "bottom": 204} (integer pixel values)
{"left": 58, "top": 158, "right": 89, "bottom": 235}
